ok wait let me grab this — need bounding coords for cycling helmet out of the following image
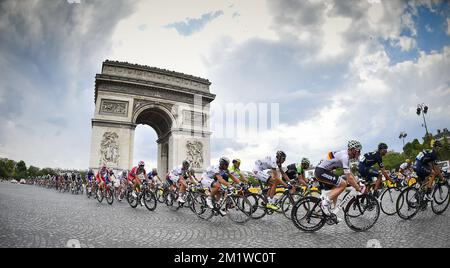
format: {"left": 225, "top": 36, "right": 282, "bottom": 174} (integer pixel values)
{"left": 301, "top": 158, "right": 311, "bottom": 167}
{"left": 405, "top": 159, "right": 411, "bottom": 164}
{"left": 182, "top": 160, "right": 190, "bottom": 169}
{"left": 233, "top": 159, "right": 241, "bottom": 165}
{"left": 219, "top": 157, "right": 230, "bottom": 166}
{"left": 138, "top": 161, "right": 145, "bottom": 167}
{"left": 431, "top": 140, "right": 442, "bottom": 148}
{"left": 348, "top": 140, "right": 362, "bottom": 150}
{"left": 276, "top": 151, "right": 287, "bottom": 160}
{"left": 378, "top": 143, "right": 388, "bottom": 151}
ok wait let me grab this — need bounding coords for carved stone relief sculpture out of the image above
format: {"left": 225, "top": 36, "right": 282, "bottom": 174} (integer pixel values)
{"left": 99, "top": 132, "right": 120, "bottom": 166}
{"left": 186, "top": 141, "right": 204, "bottom": 169}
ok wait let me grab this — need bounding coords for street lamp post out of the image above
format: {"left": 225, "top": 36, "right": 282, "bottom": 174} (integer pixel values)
{"left": 416, "top": 103, "right": 429, "bottom": 136}
{"left": 399, "top": 131, "right": 407, "bottom": 147}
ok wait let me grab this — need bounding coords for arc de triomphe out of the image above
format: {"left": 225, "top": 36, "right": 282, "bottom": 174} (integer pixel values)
{"left": 89, "top": 60, "right": 215, "bottom": 174}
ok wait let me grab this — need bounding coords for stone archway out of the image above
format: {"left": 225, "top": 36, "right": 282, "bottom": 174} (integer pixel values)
{"left": 89, "top": 60, "right": 215, "bottom": 174}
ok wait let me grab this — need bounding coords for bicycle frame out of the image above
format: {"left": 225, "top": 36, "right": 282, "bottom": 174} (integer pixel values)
{"left": 322, "top": 186, "right": 359, "bottom": 214}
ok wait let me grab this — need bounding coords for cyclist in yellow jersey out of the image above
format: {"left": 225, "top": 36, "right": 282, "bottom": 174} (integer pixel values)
{"left": 228, "top": 159, "right": 248, "bottom": 184}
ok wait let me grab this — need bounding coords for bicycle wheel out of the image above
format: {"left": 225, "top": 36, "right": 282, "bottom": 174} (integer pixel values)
{"left": 86, "top": 186, "right": 92, "bottom": 199}
{"left": 281, "top": 193, "right": 302, "bottom": 220}
{"left": 226, "top": 197, "right": 251, "bottom": 224}
{"left": 185, "top": 192, "right": 194, "bottom": 208}
{"left": 237, "top": 195, "right": 254, "bottom": 217}
{"left": 117, "top": 189, "right": 124, "bottom": 202}
{"left": 193, "top": 194, "right": 214, "bottom": 220}
{"left": 396, "top": 187, "right": 420, "bottom": 220}
{"left": 190, "top": 192, "right": 203, "bottom": 214}
{"left": 143, "top": 190, "right": 157, "bottom": 211}
{"left": 127, "top": 191, "right": 138, "bottom": 208}
{"left": 156, "top": 188, "right": 166, "bottom": 203}
{"left": 106, "top": 188, "right": 114, "bottom": 205}
{"left": 247, "top": 194, "right": 267, "bottom": 219}
{"left": 344, "top": 194, "right": 380, "bottom": 232}
{"left": 291, "top": 197, "right": 326, "bottom": 232}
{"left": 97, "top": 189, "right": 104, "bottom": 203}
{"left": 432, "top": 182, "right": 450, "bottom": 215}
{"left": 168, "top": 192, "right": 181, "bottom": 211}
{"left": 380, "top": 188, "right": 401, "bottom": 216}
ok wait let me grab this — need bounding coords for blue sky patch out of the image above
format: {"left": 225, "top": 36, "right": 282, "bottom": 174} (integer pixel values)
{"left": 414, "top": 3, "right": 450, "bottom": 54}
{"left": 165, "top": 10, "right": 224, "bottom": 36}
{"left": 380, "top": 2, "right": 449, "bottom": 65}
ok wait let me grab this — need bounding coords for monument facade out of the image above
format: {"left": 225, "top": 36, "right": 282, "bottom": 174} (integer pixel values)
{"left": 89, "top": 60, "right": 215, "bottom": 174}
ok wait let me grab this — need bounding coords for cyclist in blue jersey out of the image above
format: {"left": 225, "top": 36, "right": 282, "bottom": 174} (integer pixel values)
{"left": 414, "top": 140, "right": 444, "bottom": 201}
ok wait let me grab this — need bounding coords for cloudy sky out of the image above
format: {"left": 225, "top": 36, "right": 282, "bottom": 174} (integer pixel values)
{"left": 0, "top": 0, "right": 449, "bottom": 171}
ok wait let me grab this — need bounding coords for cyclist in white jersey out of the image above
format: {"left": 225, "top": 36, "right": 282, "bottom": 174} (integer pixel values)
{"left": 398, "top": 159, "right": 414, "bottom": 180}
{"left": 315, "top": 140, "right": 366, "bottom": 215}
{"left": 168, "top": 160, "right": 196, "bottom": 203}
{"left": 253, "top": 151, "right": 291, "bottom": 211}
{"left": 201, "top": 157, "right": 242, "bottom": 213}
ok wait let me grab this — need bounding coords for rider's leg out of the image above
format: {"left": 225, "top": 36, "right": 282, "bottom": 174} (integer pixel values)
{"left": 375, "top": 174, "right": 383, "bottom": 191}
{"left": 328, "top": 179, "right": 348, "bottom": 206}
{"left": 210, "top": 182, "right": 221, "bottom": 202}
{"left": 427, "top": 171, "right": 437, "bottom": 189}
{"left": 178, "top": 178, "right": 187, "bottom": 202}
{"left": 136, "top": 178, "right": 142, "bottom": 193}
{"left": 179, "top": 178, "right": 187, "bottom": 194}
{"left": 268, "top": 178, "right": 277, "bottom": 200}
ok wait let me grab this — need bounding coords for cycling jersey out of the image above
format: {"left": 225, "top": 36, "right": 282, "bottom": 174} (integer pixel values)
{"left": 202, "top": 165, "right": 229, "bottom": 181}
{"left": 201, "top": 165, "right": 230, "bottom": 188}
{"left": 229, "top": 165, "right": 242, "bottom": 177}
{"left": 168, "top": 166, "right": 188, "bottom": 183}
{"left": 317, "top": 150, "right": 351, "bottom": 174}
{"left": 399, "top": 163, "right": 410, "bottom": 171}
{"left": 96, "top": 169, "right": 109, "bottom": 182}
{"left": 359, "top": 151, "right": 384, "bottom": 169}
{"left": 87, "top": 172, "right": 95, "bottom": 182}
{"left": 128, "top": 166, "right": 147, "bottom": 181}
{"left": 414, "top": 149, "right": 439, "bottom": 182}
{"left": 253, "top": 157, "right": 278, "bottom": 172}
{"left": 170, "top": 166, "right": 187, "bottom": 178}
{"left": 415, "top": 149, "right": 438, "bottom": 167}
{"left": 147, "top": 170, "right": 158, "bottom": 180}
{"left": 358, "top": 151, "right": 384, "bottom": 181}
{"left": 286, "top": 163, "right": 304, "bottom": 180}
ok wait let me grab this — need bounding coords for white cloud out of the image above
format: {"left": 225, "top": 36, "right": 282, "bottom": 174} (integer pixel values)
{"left": 109, "top": 0, "right": 277, "bottom": 78}
{"left": 394, "top": 36, "right": 417, "bottom": 52}
{"left": 318, "top": 16, "right": 352, "bottom": 58}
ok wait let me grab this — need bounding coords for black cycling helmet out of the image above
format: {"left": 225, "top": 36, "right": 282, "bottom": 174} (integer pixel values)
{"left": 219, "top": 157, "right": 230, "bottom": 166}
{"left": 432, "top": 140, "right": 442, "bottom": 148}
{"left": 182, "top": 160, "right": 190, "bottom": 169}
{"left": 378, "top": 143, "right": 388, "bottom": 151}
{"left": 276, "top": 151, "right": 287, "bottom": 160}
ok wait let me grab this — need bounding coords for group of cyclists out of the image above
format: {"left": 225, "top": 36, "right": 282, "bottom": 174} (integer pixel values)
{"left": 28, "top": 138, "right": 449, "bottom": 232}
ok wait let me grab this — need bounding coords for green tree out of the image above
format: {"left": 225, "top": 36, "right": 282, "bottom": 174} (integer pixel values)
{"left": 383, "top": 152, "right": 405, "bottom": 171}
{"left": 15, "top": 160, "right": 27, "bottom": 178}
{"left": 0, "top": 160, "right": 8, "bottom": 178}
{"left": 5, "top": 159, "right": 15, "bottom": 176}
{"left": 27, "top": 166, "right": 40, "bottom": 178}
{"left": 403, "top": 139, "right": 423, "bottom": 160}
{"left": 38, "top": 168, "right": 56, "bottom": 177}
{"left": 438, "top": 136, "right": 450, "bottom": 161}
